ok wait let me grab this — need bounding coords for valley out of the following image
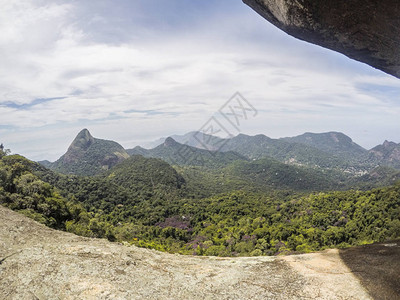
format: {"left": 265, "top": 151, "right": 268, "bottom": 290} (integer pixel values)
{"left": 2, "top": 1, "right": 400, "bottom": 299}
{"left": 1, "top": 129, "right": 399, "bottom": 257}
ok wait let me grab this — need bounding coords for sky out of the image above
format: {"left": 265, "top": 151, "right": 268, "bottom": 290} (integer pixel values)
{"left": 1, "top": 0, "right": 400, "bottom": 161}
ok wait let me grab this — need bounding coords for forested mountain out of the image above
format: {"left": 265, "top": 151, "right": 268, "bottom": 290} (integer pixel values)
{"left": 141, "top": 131, "right": 226, "bottom": 151}
{"left": 352, "top": 166, "right": 400, "bottom": 189}
{"left": 135, "top": 131, "right": 400, "bottom": 174}
{"left": 35, "top": 129, "right": 400, "bottom": 192}
{"left": 219, "top": 133, "right": 354, "bottom": 171}
{"left": 128, "top": 137, "right": 246, "bottom": 168}
{"left": 37, "top": 155, "right": 188, "bottom": 224}
{"left": 282, "top": 132, "right": 368, "bottom": 162}
{"left": 1, "top": 147, "right": 399, "bottom": 257}
{"left": 42, "top": 129, "right": 130, "bottom": 176}
{"left": 369, "top": 140, "right": 400, "bottom": 168}
{"left": 223, "top": 157, "right": 342, "bottom": 191}
{"left": 106, "top": 155, "right": 185, "bottom": 195}
{"left": 175, "top": 158, "right": 345, "bottom": 200}
{"left": 141, "top": 132, "right": 400, "bottom": 174}
{"left": 126, "top": 145, "right": 148, "bottom": 156}
{"left": 143, "top": 132, "right": 369, "bottom": 170}
{"left": 37, "top": 159, "right": 52, "bottom": 168}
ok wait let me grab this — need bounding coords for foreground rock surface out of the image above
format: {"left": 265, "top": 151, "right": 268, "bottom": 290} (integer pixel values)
{"left": 0, "top": 205, "right": 398, "bottom": 299}
{"left": 243, "top": 0, "right": 400, "bottom": 79}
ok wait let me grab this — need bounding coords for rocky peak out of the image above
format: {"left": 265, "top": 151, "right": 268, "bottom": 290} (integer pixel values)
{"left": 51, "top": 129, "right": 129, "bottom": 175}
{"left": 69, "top": 128, "right": 95, "bottom": 152}
{"left": 382, "top": 140, "right": 396, "bottom": 148}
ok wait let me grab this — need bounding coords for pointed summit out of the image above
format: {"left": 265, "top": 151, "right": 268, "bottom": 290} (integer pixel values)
{"left": 382, "top": 140, "right": 396, "bottom": 148}
{"left": 163, "top": 137, "right": 178, "bottom": 147}
{"left": 50, "top": 129, "right": 129, "bottom": 175}
{"left": 77, "top": 128, "right": 92, "bottom": 138}
{"left": 69, "top": 129, "right": 94, "bottom": 151}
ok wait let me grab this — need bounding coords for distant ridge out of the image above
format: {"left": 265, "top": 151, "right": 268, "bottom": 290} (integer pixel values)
{"left": 140, "top": 131, "right": 226, "bottom": 150}
{"left": 369, "top": 140, "right": 400, "bottom": 168}
{"left": 130, "top": 131, "right": 400, "bottom": 173}
{"left": 281, "top": 132, "right": 367, "bottom": 161}
{"left": 40, "top": 129, "right": 400, "bottom": 179}
{"left": 218, "top": 133, "right": 351, "bottom": 171}
{"left": 128, "top": 137, "right": 245, "bottom": 168}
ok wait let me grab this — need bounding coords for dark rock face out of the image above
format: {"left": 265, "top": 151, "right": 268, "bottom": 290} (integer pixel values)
{"left": 63, "top": 128, "right": 95, "bottom": 163}
{"left": 50, "top": 129, "right": 130, "bottom": 176}
{"left": 243, "top": 0, "right": 400, "bottom": 78}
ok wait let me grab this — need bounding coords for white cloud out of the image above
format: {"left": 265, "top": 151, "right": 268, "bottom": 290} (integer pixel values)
{"left": 1, "top": 0, "right": 399, "bottom": 160}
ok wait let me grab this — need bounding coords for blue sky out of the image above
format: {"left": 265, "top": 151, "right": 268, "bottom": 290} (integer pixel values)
{"left": 1, "top": 0, "right": 400, "bottom": 161}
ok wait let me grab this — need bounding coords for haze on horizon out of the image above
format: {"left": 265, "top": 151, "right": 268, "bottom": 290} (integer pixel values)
{"left": 1, "top": 0, "right": 400, "bottom": 161}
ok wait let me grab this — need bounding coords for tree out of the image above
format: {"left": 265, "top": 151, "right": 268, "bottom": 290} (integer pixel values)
{"left": 0, "top": 144, "right": 10, "bottom": 159}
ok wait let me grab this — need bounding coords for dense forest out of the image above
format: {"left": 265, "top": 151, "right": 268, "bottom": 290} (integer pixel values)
{"left": 1, "top": 145, "right": 399, "bottom": 256}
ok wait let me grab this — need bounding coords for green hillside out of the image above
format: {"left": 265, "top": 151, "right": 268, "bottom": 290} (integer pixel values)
{"left": 282, "top": 132, "right": 368, "bottom": 162}
{"left": 130, "top": 137, "right": 246, "bottom": 168}
{"left": 224, "top": 157, "right": 343, "bottom": 191}
{"left": 219, "top": 133, "right": 356, "bottom": 171}
{"left": 107, "top": 155, "right": 185, "bottom": 191}
{"left": 0, "top": 152, "right": 117, "bottom": 240}
{"left": 1, "top": 146, "right": 399, "bottom": 256}
{"left": 369, "top": 140, "right": 400, "bottom": 169}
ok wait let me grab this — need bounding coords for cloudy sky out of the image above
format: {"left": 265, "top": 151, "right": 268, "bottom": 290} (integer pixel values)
{"left": 1, "top": 0, "right": 400, "bottom": 161}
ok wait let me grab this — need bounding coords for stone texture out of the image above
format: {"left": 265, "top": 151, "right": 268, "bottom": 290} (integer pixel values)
{"left": 243, "top": 0, "right": 400, "bottom": 78}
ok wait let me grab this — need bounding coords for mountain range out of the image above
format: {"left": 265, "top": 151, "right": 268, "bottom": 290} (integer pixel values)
{"left": 3, "top": 128, "right": 400, "bottom": 261}
{"left": 138, "top": 131, "right": 400, "bottom": 170}
{"left": 39, "top": 129, "right": 400, "bottom": 191}
{"left": 127, "top": 137, "right": 246, "bottom": 168}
